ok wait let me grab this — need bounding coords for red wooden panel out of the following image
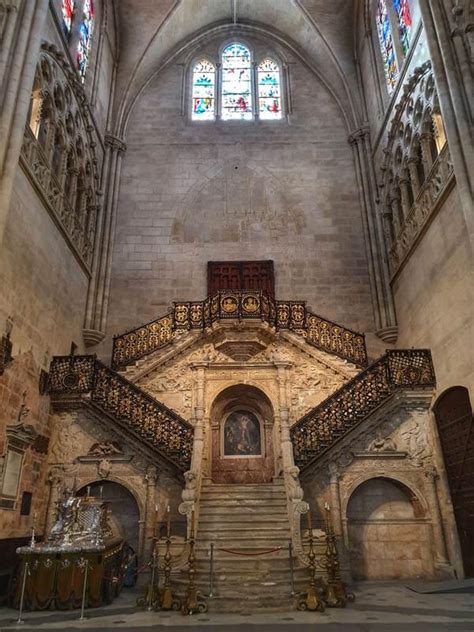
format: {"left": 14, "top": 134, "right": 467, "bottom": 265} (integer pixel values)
{"left": 207, "top": 261, "right": 275, "bottom": 299}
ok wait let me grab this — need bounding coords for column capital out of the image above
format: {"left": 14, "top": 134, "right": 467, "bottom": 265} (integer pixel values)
{"left": 348, "top": 126, "right": 370, "bottom": 146}
{"left": 104, "top": 134, "right": 127, "bottom": 153}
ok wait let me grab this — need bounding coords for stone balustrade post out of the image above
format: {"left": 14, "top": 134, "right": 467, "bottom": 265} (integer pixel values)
{"left": 190, "top": 363, "right": 206, "bottom": 473}
{"left": 399, "top": 176, "right": 413, "bottom": 218}
{"left": 275, "top": 361, "right": 293, "bottom": 469}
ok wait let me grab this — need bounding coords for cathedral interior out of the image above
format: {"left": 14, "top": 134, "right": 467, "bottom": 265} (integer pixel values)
{"left": 0, "top": 0, "right": 473, "bottom": 629}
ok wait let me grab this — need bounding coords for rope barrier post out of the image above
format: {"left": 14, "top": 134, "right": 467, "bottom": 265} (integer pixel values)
{"left": 16, "top": 560, "right": 29, "bottom": 625}
{"left": 288, "top": 541, "right": 295, "bottom": 596}
{"left": 209, "top": 543, "right": 214, "bottom": 598}
{"left": 78, "top": 559, "right": 89, "bottom": 621}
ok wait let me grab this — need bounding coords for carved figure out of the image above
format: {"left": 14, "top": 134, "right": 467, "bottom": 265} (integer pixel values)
{"left": 402, "top": 419, "right": 432, "bottom": 466}
{"left": 88, "top": 440, "right": 123, "bottom": 457}
{"left": 286, "top": 465, "right": 304, "bottom": 502}
{"left": 97, "top": 458, "right": 112, "bottom": 479}
{"left": 368, "top": 430, "right": 398, "bottom": 452}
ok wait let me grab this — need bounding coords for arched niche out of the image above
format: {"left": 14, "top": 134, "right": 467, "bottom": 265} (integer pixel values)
{"left": 346, "top": 476, "right": 433, "bottom": 580}
{"left": 433, "top": 386, "right": 474, "bottom": 577}
{"left": 209, "top": 384, "right": 275, "bottom": 484}
{"left": 77, "top": 480, "right": 140, "bottom": 558}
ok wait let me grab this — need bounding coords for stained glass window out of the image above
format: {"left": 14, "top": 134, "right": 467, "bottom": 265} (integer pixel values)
{"left": 77, "top": 0, "right": 95, "bottom": 82}
{"left": 61, "top": 0, "right": 75, "bottom": 37}
{"left": 376, "top": 0, "right": 397, "bottom": 92}
{"left": 258, "top": 59, "right": 282, "bottom": 120}
{"left": 393, "top": 0, "right": 412, "bottom": 55}
{"left": 191, "top": 60, "right": 216, "bottom": 121}
{"left": 221, "top": 43, "right": 252, "bottom": 120}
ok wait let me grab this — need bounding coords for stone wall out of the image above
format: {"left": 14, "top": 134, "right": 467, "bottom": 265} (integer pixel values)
{"left": 393, "top": 187, "right": 474, "bottom": 397}
{"left": 105, "top": 32, "right": 376, "bottom": 342}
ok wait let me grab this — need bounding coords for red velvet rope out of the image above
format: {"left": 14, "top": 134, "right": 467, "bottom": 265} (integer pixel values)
{"left": 215, "top": 546, "right": 283, "bottom": 556}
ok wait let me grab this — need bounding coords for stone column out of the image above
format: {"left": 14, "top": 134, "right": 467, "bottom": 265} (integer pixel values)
{"left": 407, "top": 157, "right": 422, "bottom": 198}
{"left": 424, "top": 468, "right": 451, "bottom": 572}
{"left": 83, "top": 134, "right": 126, "bottom": 347}
{"left": 142, "top": 465, "right": 157, "bottom": 560}
{"left": 419, "top": 133, "right": 435, "bottom": 175}
{"left": 348, "top": 127, "right": 397, "bottom": 336}
{"left": 191, "top": 362, "right": 206, "bottom": 474}
{"left": 328, "top": 462, "right": 343, "bottom": 537}
{"left": 399, "top": 176, "right": 413, "bottom": 218}
{"left": 418, "top": 0, "right": 474, "bottom": 247}
{"left": 275, "top": 361, "right": 293, "bottom": 472}
{"left": 389, "top": 189, "right": 403, "bottom": 235}
{"left": 45, "top": 466, "right": 64, "bottom": 535}
{"left": 0, "top": 0, "right": 49, "bottom": 247}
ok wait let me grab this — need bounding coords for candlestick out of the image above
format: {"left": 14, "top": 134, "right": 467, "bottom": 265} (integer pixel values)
{"left": 86, "top": 485, "right": 91, "bottom": 497}
{"left": 191, "top": 508, "right": 195, "bottom": 538}
{"left": 166, "top": 505, "right": 171, "bottom": 538}
{"left": 306, "top": 508, "right": 312, "bottom": 532}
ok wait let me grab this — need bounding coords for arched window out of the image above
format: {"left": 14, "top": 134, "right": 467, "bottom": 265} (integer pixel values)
{"left": 394, "top": 0, "right": 412, "bottom": 55}
{"left": 191, "top": 60, "right": 216, "bottom": 121}
{"left": 77, "top": 0, "right": 95, "bottom": 81}
{"left": 221, "top": 43, "right": 252, "bottom": 120}
{"left": 376, "top": 0, "right": 398, "bottom": 92}
{"left": 376, "top": 0, "right": 414, "bottom": 93}
{"left": 61, "top": 0, "right": 75, "bottom": 38}
{"left": 257, "top": 59, "right": 282, "bottom": 120}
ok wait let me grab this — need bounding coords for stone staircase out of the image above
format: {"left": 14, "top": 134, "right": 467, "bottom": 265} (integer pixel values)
{"left": 178, "top": 479, "right": 310, "bottom": 612}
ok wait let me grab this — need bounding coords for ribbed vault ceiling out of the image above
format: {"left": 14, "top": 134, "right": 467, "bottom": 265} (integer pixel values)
{"left": 114, "top": 0, "right": 362, "bottom": 135}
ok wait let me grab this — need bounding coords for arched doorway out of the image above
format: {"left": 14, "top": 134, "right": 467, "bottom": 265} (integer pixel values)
{"left": 347, "top": 477, "right": 432, "bottom": 580}
{"left": 77, "top": 481, "right": 140, "bottom": 556}
{"left": 434, "top": 386, "right": 474, "bottom": 576}
{"left": 210, "top": 384, "right": 275, "bottom": 484}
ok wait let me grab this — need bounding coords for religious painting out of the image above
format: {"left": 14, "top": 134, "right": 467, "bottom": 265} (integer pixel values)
{"left": 223, "top": 410, "right": 262, "bottom": 457}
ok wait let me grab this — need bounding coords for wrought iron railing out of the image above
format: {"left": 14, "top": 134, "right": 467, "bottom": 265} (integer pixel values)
{"left": 48, "top": 356, "right": 194, "bottom": 471}
{"left": 111, "top": 290, "right": 367, "bottom": 369}
{"left": 290, "top": 350, "right": 436, "bottom": 471}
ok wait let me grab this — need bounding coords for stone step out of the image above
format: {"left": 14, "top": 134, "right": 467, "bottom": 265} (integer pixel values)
{"left": 198, "top": 529, "right": 291, "bottom": 541}
{"left": 199, "top": 498, "right": 288, "bottom": 508}
{"left": 201, "top": 483, "right": 285, "bottom": 493}
{"left": 199, "top": 514, "right": 289, "bottom": 524}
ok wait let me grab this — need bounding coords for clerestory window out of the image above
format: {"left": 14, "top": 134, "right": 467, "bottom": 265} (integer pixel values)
{"left": 191, "top": 41, "right": 283, "bottom": 122}
{"left": 376, "top": 0, "right": 413, "bottom": 93}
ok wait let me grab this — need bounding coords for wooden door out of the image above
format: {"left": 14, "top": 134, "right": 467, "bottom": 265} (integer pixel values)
{"left": 434, "top": 387, "right": 474, "bottom": 576}
{"left": 207, "top": 260, "right": 275, "bottom": 299}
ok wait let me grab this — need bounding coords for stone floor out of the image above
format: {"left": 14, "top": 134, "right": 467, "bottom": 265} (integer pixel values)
{"left": 0, "top": 582, "right": 473, "bottom": 631}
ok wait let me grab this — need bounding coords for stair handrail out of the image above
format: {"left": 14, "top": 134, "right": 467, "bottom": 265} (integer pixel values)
{"left": 290, "top": 349, "right": 436, "bottom": 472}
{"left": 48, "top": 355, "right": 194, "bottom": 472}
{"left": 111, "top": 290, "right": 367, "bottom": 370}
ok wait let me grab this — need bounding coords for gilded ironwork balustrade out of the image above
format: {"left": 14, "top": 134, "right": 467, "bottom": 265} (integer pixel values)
{"left": 111, "top": 291, "right": 367, "bottom": 370}
{"left": 291, "top": 350, "right": 435, "bottom": 471}
{"left": 48, "top": 356, "right": 194, "bottom": 471}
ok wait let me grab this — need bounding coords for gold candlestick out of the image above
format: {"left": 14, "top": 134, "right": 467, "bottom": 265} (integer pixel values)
{"left": 297, "top": 509, "right": 325, "bottom": 612}
{"left": 321, "top": 503, "right": 354, "bottom": 607}
{"left": 182, "top": 508, "right": 207, "bottom": 615}
{"left": 156, "top": 510, "right": 180, "bottom": 612}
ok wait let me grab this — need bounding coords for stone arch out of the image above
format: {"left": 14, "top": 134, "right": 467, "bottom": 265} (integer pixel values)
{"left": 209, "top": 384, "right": 275, "bottom": 484}
{"left": 344, "top": 475, "right": 433, "bottom": 580}
{"left": 77, "top": 478, "right": 142, "bottom": 557}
